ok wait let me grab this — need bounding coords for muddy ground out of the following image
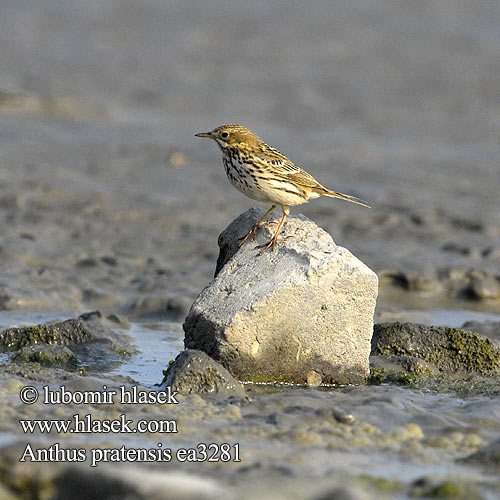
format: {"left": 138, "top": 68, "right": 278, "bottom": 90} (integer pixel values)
{"left": 0, "top": 1, "right": 499, "bottom": 499}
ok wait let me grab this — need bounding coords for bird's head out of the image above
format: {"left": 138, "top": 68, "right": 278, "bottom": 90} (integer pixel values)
{"left": 195, "top": 124, "right": 261, "bottom": 150}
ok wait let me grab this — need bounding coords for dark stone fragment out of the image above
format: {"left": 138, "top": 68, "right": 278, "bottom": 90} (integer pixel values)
{"left": 161, "top": 349, "right": 245, "bottom": 396}
{"left": 12, "top": 344, "right": 77, "bottom": 368}
{"left": 0, "top": 318, "right": 134, "bottom": 357}
{"left": 76, "top": 257, "right": 98, "bottom": 268}
{"left": 100, "top": 256, "right": 117, "bottom": 266}
{"left": 314, "top": 486, "right": 366, "bottom": 500}
{"left": 461, "top": 272, "right": 500, "bottom": 300}
{"left": 450, "top": 217, "right": 484, "bottom": 232}
{"left": 372, "top": 322, "right": 500, "bottom": 375}
{"left": 379, "top": 270, "right": 410, "bottom": 290}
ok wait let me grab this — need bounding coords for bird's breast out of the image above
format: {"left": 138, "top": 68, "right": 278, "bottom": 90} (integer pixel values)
{"left": 221, "top": 154, "right": 271, "bottom": 203}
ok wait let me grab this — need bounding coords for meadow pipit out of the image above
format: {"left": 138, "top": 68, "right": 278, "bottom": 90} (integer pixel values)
{"left": 196, "top": 124, "right": 370, "bottom": 255}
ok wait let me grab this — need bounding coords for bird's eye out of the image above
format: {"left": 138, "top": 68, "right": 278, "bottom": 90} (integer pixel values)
{"left": 220, "top": 132, "right": 229, "bottom": 139}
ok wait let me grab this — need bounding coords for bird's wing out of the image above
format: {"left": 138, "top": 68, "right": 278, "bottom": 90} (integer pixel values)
{"left": 284, "top": 169, "right": 323, "bottom": 188}
{"left": 260, "top": 144, "right": 322, "bottom": 188}
{"left": 258, "top": 144, "right": 302, "bottom": 174}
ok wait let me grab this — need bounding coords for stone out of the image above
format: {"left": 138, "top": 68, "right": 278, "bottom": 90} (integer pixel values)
{"left": 410, "top": 476, "right": 481, "bottom": 500}
{"left": 12, "top": 344, "right": 77, "bottom": 368}
{"left": 372, "top": 323, "right": 500, "bottom": 375}
{"left": 127, "top": 295, "right": 169, "bottom": 317}
{"left": 461, "top": 321, "right": 500, "bottom": 343}
{"left": 161, "top": 349, "right": 245, "bottom": 396}
{"left": 368, "top": 354, "right": 441, "bottom": 386}
{"left": 0, "top": 318, "right": 136, "bottom": 362}
{"left": 184, "top": 208, "right": 378, "bottom": 384}
{"left": 462, "top": 271, "right": 500, "bottom": 300}
{"left": 369, "top": 355, "right": 440, "bottom": 376}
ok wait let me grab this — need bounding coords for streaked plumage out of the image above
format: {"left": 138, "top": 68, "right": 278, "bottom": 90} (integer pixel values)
{"left": 195, "top": 124, "right": 370, "bottom": 255}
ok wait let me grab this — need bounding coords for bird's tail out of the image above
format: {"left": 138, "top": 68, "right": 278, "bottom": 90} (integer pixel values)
{"left": 319, "top": 188, "right": 371, "bottom": 208}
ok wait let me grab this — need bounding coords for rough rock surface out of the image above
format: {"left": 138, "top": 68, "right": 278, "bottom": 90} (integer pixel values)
{"left": 12, "top": 344, "right": 77, "bottom": 368}
{"left": 372, "top": 322, "right": 500, "bottom": 375}
{"left": 369, "top": 355, "right": 440, "bottom": 377}
{"left": 461, "top": 320, "right": 500, "bottom": 344}
{"left": 0, "top": 316, "right": 135, "bottom": 377}
{"left": 161, "top": 349, "right": 245, "bottom": 396}
{"left": 0, "top": 317, "right": 132, "bottom": 353}
{"left": 184, "top": 208, "right": 378, "bottom": 384}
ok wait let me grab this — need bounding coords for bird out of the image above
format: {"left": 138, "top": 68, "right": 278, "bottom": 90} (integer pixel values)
{"left": 195, "top": 124, "right": 370, "bottom": 255}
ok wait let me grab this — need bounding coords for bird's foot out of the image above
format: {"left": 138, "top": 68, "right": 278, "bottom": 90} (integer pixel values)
{"left": 255, "top": 236, "right": 287, "bottom": 255}
{"left": 238, "top": 220, "right": 277, "bottom": 247}
{"left": 238, "top": 225, "right": 258, "bottom": 247}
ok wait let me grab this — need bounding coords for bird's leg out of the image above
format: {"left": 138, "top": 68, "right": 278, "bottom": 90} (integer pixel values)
{"left": 256, "top": 206, "right": 289, "bottom": 255}
{"left": 238, "top": 205, "right": 276, "bottom": 247}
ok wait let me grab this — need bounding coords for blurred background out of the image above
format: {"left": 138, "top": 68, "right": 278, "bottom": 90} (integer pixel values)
{"left": 0, "top": 0, "right": 499, "bottom": 317}
{"left": 1, "top": 3, "right": 500, "bottom": 499}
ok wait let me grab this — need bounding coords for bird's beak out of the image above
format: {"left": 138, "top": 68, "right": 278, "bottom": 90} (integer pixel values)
{"left": 195, "top": 132, "right": 213, "bottom": 139}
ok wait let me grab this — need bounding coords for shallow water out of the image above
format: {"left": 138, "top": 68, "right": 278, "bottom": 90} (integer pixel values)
{"left": 109, "top": 321, "right": 184, "bottom": 386}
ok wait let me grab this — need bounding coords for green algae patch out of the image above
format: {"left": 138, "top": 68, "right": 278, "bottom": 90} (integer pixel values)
{"left": 0, "top": 325, "right": 58, "bottom": 351}
{"left": 0, "top": 319, "right": 135, "bottom": 359}
{"left": 368, "top": 367, "right": 424, "bottom": 387}
{"left": 358, "top": 476, "right": 405, "bottom": 494}
{"left": 12, "top": 345, "right": 78, "bottom": 368}
{"left": 0, "top": 320, "right": 93, "bottom": 352}
{"left": 373, "top": 323, "right": 500, "bottom": 376}
{"left": 411, "top": 479, "right": 482, "bottom": 499}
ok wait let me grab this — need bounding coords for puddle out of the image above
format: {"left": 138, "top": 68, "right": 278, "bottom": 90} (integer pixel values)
{"left": 108, "top": 321, "right": 184, "bottom": 386}
{"left": 377, "top": 307, "right": 500, "bottom": 329}
{"left": 425, "top": 309, "right": 500, "bottom": 327}
{"left": 0, "top": 312, "right": 183, "bottom": 387}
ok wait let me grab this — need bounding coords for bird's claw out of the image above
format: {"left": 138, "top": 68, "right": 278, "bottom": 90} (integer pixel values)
{"left": 255, "top": 236, "right": 287, "bottom": 255}
{"left": 238, "top": 220, "right": 278, "bottom": 247}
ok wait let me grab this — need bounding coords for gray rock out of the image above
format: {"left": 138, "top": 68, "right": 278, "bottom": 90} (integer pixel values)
{"left": 372, "top": 323, "right": 500, "bottom": 375}
{"left": 184, "top": 208, "right": 378, "bottom": 384}
{"left": 369, "top": 354, "right": 440, "bottom": 376}
{"left": 106, "top": 313, "right": 131, "bottom": 329}
{"left": 0, "top": 317, "right": 134, "bottom": 354}
{"left": 462, "top": 271, "right": 500, "bottom": 300}
{"left": 410, "top": 476, "right": 481, "bottom": 499}
{"left": 12, "top": 344, "right": 77, "bottom": 368}
{"left": 315, "top": 408, "right": 356, "bottom": 424}
{"left": 462, "top": 320, "right": 500, "bottom": 343}
{"left": 162, "top": 349, "right": 245, "bottom": 396}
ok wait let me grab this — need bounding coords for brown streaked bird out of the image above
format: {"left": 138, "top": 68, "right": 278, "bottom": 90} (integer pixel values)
{"left": 195, "top": 124, "right": 370, "bottom": 255}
